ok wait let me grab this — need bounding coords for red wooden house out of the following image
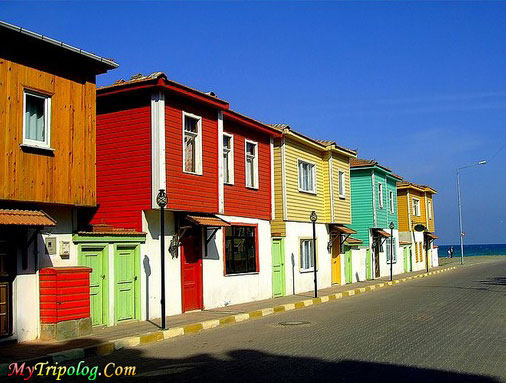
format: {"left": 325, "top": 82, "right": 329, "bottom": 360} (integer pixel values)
{"left": 93, "top": 72, "right": 281, "bottom": 321}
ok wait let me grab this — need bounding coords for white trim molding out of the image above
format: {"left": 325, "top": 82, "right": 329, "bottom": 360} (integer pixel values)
{"left": 151, "top": 91, "right": 166, "bottom": 208}
{"left": 245, "top": 139, "right": 259, "bottom": 189}
{"left": 182, "top": 111, "right": 203, "bottom": 176}
{"left": 22, "top": 88, "right": 52, "bottom": 150}
{"left": 297, "top": 158, "right": 317, "bottom": 195}
{"left": 270, "top": 137, "right": 275, "bottom": 220}
{"left": 329, "top": 155, "right": 335, "bottom": 223}
{"left": 281, "top": 138, "right": 288, "bottom": 221}
{"left": 218, "top": 111, "right": 225, "bottom": 213}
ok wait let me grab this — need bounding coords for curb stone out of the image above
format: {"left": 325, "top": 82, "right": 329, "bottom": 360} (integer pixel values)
{"left": 0, "top": 266, "right": 457, "bottom": 374}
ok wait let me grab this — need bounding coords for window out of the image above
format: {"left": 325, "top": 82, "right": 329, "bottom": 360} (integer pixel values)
{"left": 378, "top": 183, "right": 384, "bottom": 209}
{"left": 23, "top": 89, "right": 51, "bottom": 149}
{"left": 413, "top": 198, "right": 421, "bottom": 217}
{"left": 245, "top": 140, "right": 258, "bottom": 188}
{"left": 223, "top": 133, "right": 234, "bottom": 184}
{"left": 300, "top": 239, "right": 315, "bottom": 271}
{"left": 183, "top": 112, "right": 202, "bottom": 174}
{"left": 298, "top": 160, "right": 316, "bottom": 193}
{"left": 225, "top": 225, "right": 257, "bottom": 274}
{"left": 389, "top": 190, "right": 395, "bottom": 213}
{"left": 338, "top": 171, "right": 345, "bottom": 198}
{"left": 428, "top": 200, "right": 432, "bottom": 219}
{"left": 386, "top": 238, "right": 397, "bottom": 263}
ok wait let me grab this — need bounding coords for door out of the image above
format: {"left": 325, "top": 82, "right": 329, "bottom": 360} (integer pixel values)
{"left": 409, "top": 247, "right": 413, "bottom": 271}
{"left": 114, "top": 246, "right": 139, "bottom": 323}
{"left": 80, "top": 246, "right": 108, "bottom": 326}
{"left": 272, "top": 239, "right": 286, "bottom": 297}
{"left": 181, "top": 233, "right": 203, "bottom": 312}
{"left": 331, "top": 239, "right": 341, "bottom": 284}
{"left": 344, "top": 246, "right": 353, "bottom": 284}
{"left": 403, "top": 247, "right": 409, "bottom": 273}
{"left": 374, "top": 237, "right": 381, "bottom": 278}
{"left": 366, "top": 249, "right": 372, "bottom": 280}
{"left": 0, "top": 239, "right": 13, "bottom": 336}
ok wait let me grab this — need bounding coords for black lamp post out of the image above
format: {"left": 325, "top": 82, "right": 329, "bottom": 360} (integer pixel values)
{"left": 389, "top": 221, "right": 394, "bottom": 281}
{"left": 156, "top": 189, "right": 168, "bottom": 329}
{"left": 310, "top": 211, "right": 318, "bottom": 298}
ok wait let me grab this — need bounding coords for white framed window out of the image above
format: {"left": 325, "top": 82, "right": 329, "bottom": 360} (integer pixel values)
{"left": 389, "top": 190, "right": 395, "bottom": 213}
{"left": 245, "top": 140, "right": 258, "bottom": 188}
{"left": 413, "top": 198, "right": 421, "bottom": 217}
{"left": 298, "top": 159, "right": 316, "bottom": 194}
{"left": 338, "top": 170, "right": 346, "bottom": 198}
{"left": 182, "top": 111, "right": 203, "bottom": 175}
{"left": 378, "top": 183, "right": 384, "bottom": 209}
{"left": 300, "top": 238, "right": 315, "bottom": 271}
{"left": 386, "top": 237, "right": 397, "bottom": 263}
{"left": 22, "top": 89, "right": 51, "bottom": 149}
{"left": 428, "top": 200, "right": 432, "bottom": 219}
{"left": 223, "top": 133, "right": 234, "bottom": 185}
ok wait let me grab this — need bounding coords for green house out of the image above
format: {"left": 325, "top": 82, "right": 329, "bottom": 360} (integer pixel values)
{"left": 349, "top": 158, "right": 402, "bottom": 279}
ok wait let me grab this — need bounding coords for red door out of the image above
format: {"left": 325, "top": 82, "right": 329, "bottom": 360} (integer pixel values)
{"left": 181, "top": 234, "right": 203, "bottom": 312}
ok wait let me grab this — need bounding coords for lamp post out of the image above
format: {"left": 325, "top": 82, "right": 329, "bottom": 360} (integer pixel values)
{"left": 457, "top": 160, "right": 487, "bottom": 265}
{"left": 156, "top": 189, "right": 168, "bottom": 329}
{"left": 389, "top": 222, "right": 394, "bottom": 281}
{"left": 310, "top": 211, "right": 318, "bottom": 298}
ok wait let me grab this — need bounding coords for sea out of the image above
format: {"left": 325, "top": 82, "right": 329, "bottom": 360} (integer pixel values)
{"left": 438, "top": 244, "right": 506, "bottom": 258}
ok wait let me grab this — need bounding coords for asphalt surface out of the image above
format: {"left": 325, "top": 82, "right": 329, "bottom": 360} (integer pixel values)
{"left": 19, "top": 257, "right": 506, "bottom": 382}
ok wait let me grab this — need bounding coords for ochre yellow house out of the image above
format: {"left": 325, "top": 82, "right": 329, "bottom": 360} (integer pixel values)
{"left": 397, "top": 180, "right": 438, "bottom": 273}
{"left": 269, "top": 124, "right": 359, "bottom": 296}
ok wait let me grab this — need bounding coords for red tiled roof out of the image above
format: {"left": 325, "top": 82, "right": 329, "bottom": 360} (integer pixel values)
{"left": 397, "top": 180, "right": 437, "bottom": 194}
{"left": 0, "top": 209, "right": 56, "bottom": 226}
{"left": 78, "top": 223, "right": 145, "bottom": 236}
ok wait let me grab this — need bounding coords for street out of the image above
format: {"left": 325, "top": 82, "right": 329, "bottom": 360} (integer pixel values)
{"left": 37, "top": 257, "right": 506, "bottom": 382}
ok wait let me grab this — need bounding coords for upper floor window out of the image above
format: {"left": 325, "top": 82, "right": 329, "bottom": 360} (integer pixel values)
{"left": 389, "top": 190, "right": 395, "bottom": 213}
{"left": 378, "top": 183, "right": 384, "bottom": 209}
{"left": 23, "top": 89, "right": 51, "bottom": 149}
{"left": 413, "top": 198, "right": 421, "bottom": 217}
{"left": 300, "top": 238, "right": 315, "bottom": 271}
{"left": 223, "top": 133, "right": 234, "bottom": 184}
{"left": 183, "top": 112, "right": 202, "bottom": 175}
{"left": 428, "top": 200, "right": 432, "bottom": 219}
{"left": 298, "top": 160, "right": 316, "bottom": 194}
{"left": 245, "top": 140, "right": 258, "bottom": 188}
{"left": 225, "top": 225, "right": 258, "bottom": 274}
{"left": 338, "top": 171, "right": 346, "bottom": 198}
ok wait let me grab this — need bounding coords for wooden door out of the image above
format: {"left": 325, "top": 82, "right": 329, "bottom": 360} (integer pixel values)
{"left": 331, "top": 239, "right": 341, "bottom": 284}
{"left": 409, "top": 247, "right": 413, "bottom": 271}
{"left": 0, "top": 239, "right": 12, "bottom": 337}
{"left": 344, "top": 246, "right": 353, "bottom": 284}
{"left": 181, "top": 234, "right": 203, "bottom": 312}
{"left": 272, "top": 239, "right": 286, "bottom": 297}
{"left": 366, "top": 249, "right": 372, "bottom": 280}
{"left": 374, "top": 238, "right": 380, "bottom": 278}
{"left": 80, "top": 247, "right": 108, "bottom": 326}
{"left": 115, "top": 246, "right": 139, "bottom": 323}
{"left": 403, "top": 247, "right": 409, "bottom": 273}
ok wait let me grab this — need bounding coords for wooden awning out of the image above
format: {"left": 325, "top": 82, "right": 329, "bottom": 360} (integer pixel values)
{"left": 0, "top": 209, "right": 56, "bottom": 227}
{"left": 186, "top": 215, "right": 230, "bottom": 227}
{"left": 345, "top": 237, "right": 363, "bottom": 245}
{"left": 399, "top": 241, "right": 412, "bottom": 246}
{"left": 374, "top": 229, "right": 391, "bottom": 238}
{"left": 331, "top": 224, "right": 357, "bottom": 235}
{"left": 424, "top": 232, "right": 439, "bottom": 240}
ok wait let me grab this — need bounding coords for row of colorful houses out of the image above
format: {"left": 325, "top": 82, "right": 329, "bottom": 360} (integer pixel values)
{"left": 0, "top": 21, "right": 438, "bottom": 342}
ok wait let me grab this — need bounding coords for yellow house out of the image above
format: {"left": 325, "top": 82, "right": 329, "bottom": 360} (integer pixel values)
{"left": 397, "top": 180, "right": 438, "bottom": 273}
{"left": 269, "top": 124, "right": 358, "bottom": 296}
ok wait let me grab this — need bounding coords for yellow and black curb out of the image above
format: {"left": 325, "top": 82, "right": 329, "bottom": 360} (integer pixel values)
{"left": 0, "top": 266, "right": 457, "bottom": 375}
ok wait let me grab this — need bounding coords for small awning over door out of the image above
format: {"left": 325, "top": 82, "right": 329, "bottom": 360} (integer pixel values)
{"left": 330, "top": 224, "right": 357, "bottom": 235}
{"left": 186, "top": 215, "right": 230, "bottom": 227}
{"left": 373, "top": 229, "right": 391, "bottom": 238}
{"left": 424, "top": 232, "right": 439, "bottom": 240}
{"left": 0, "top": 209, "right": 56, "bottom": 227}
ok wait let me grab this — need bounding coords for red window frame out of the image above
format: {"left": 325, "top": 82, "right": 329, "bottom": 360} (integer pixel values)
{"left": 222, "top": 223, "right": 259, "bottom": 275}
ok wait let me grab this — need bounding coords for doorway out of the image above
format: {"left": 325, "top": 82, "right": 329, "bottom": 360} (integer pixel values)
{"left": 331, "top": 239, "right": 341, "bottom": 285}
{"left": 272, "top": 238, "right": 286, "bottom": 297}
{"left": 373, "top": 237, "right": 381, "bottom": 278}
{"left": 0, "top": 239, "right": 13, "bottom": 337}
{"left": 181, "top": 229, "right": 203, "bottom": 312}
{"left": 114, "top": 246, "right": 140, "bottom": 323}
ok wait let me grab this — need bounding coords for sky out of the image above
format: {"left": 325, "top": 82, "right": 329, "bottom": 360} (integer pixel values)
{"left": 2, "top": 1, "right": 505, "bottom": 245}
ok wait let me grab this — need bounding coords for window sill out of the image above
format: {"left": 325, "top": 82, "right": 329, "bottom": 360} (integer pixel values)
{"left": 20, "top": 143, "right": 55, "bottom": 153}
{"left": 224, "top": 271, "right": 259, "bottom": 277}
{"left": 246, "top": 185, "right": 259, "bottom": 190}
{"left": 183, "top": 170, "right": 203, "bottom": 176}
{"left": 339, "top": 195, "right": 346, "bottom": 200}
{"left": 299, "top": 269, "right": 318, "bottom": 274}
{"left": 224, "top": 182, "right": 235, "bottom": 186}
{"left": 298, "top": 189, "right": 317, "bottom": 196}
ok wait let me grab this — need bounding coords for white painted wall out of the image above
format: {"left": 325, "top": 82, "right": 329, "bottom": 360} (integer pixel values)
{"left": 283, "top": 221, "right": 331, "bottom": 295}
{"left": 411, "top": 231, "right": 426, "bottom": 272}
{"left": 350, "top": 247, "right": 367, "bottom": 282}
{"left": 368, "top": 228, "right": 404, "bottom": 278}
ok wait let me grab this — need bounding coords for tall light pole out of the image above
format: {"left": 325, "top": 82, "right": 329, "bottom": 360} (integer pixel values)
{"left": 310, "top": 211, "right": 318, "bottom": 298}
{"left": 156, "top": 189, "right": 168, "bottom": 329}
{"left": 457, "top": 160, "right": 487, "bottom": 265}
{"left": 389, "top": 222, "right": 394, "bottom": 281}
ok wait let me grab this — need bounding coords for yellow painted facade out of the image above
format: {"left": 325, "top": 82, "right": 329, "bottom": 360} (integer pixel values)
{"left": 397, "top": 182, "right": 436, "bottom": 233}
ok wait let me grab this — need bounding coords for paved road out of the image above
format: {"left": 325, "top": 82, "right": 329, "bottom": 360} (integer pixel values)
{"left": 34, "top": 258, "right": 506, "bottom": 382}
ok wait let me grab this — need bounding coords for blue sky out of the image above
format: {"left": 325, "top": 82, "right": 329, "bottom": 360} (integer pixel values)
{"left": 3, "top": 1, "right": 505, "bottom": 245}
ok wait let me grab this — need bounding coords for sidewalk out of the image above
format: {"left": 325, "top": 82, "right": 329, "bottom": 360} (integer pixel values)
{"left": 0, "top": 265, "right": 456, "bottom": 367}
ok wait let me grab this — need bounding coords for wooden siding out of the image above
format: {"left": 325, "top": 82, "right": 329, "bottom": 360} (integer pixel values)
{"left": 397, "top": 189, "right": 410, "bottom": 232}
{"left": 0, "top": 58, "right": 97, "bottom": 206}
{"left": 331, "top": 152, "right": 351, "bottom": 224}
{"left": 350, "top": 169, "right": 374, "bottom": 246}
{"left": 427, "top": 194, "right": 435, "bottom": 232}
{"left": 409, "top": 189, "right": 427, "bottom": 227}
{"left": 223, "top": 119, "right": 271, "bottom": 220}
{"left": 165, "top": 98, "right": 219, "bottom": 213}
{"left": 92, "top": 92, "right": 152, "bottom": 231}
{"left": 284, "top": 136, "right": 330, "bottom": 223}
{"left": 372, "top": 170, "right": 398, "bottom": 230}
{"left": 271, "top": 139, "right": 286, "bottom": 236}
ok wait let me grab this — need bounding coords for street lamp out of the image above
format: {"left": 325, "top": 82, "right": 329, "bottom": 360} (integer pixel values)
{"left": 457, "top": 160, "right": 487, "bottom": 265}
{"left": 156, "top": 189, "right": 168, "bottom": 329}
{"left": 389, "top": 221, "right": 394, "bottom": 281}
{"left": 310, "top": 211, "right": 318, "bottom": 298}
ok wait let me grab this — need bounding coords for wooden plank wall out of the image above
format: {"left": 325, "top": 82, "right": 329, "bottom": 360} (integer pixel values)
{"left": 0, "top": 58, "right": 96, "bottom": 206}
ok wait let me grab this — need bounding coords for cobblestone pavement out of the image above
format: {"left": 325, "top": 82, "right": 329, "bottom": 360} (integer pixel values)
{"left": 23, "top": 257, "right": 506, "bottom": 382}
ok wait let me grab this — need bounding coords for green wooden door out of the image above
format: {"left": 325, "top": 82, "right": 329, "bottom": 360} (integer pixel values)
{"left": 80, "top": 246, "right": 108, "bottom": 326}
{"left": 114, "top": 246, "right": 139, "bottom": 323}
{"left": 403, "top": 247, "right": 409, "bottom": 273}
{"left": 366, "top": 249, "right": 372, "bottom": 280}
{"left": 272, "top": 239, "right": 286, "bottom": 297}
{"left": 344, "top": 246, "right": 353, "bottom": 284}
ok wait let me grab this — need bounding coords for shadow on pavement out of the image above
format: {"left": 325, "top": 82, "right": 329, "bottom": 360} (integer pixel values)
{"left": 9, "top": 347, "right": 500, "bottom": 383}
{"left": 479, "top": 276, "right": 506, "bottom": 286}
